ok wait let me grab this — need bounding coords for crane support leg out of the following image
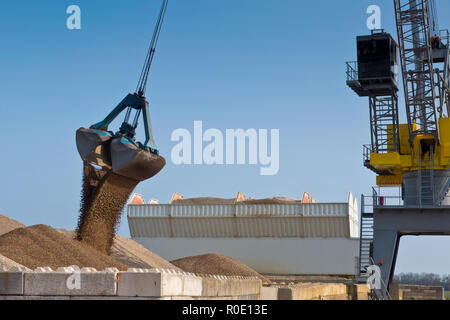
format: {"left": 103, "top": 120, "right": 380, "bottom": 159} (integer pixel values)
{"left": 373, "top": 207, "right": 450, "bottom": 292}
{"left": 373, "top": 229, "right": 400, "bottom": 290}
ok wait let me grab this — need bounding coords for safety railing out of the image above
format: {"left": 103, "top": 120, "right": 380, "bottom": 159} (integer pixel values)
{"left": 346, "top": 61, "right": 358, "bottom": 82}
{"left": 364, "top": 187, "right": 404, "bottom": 208}
{"left": 363, "top": 144, "right": 372, "bottom": 164}
{"left": 361, "top": 193, "right": 373, "bottom": 215}
{"left": 363, "top": 186, "right": 450, "bottom": 208}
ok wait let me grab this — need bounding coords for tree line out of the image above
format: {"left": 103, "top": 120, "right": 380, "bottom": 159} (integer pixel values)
{"left": 394, "top": 273, "right": 450, "bottom": 290}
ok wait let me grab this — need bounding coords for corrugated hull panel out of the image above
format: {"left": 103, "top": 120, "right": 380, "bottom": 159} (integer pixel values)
{"left": 302, "top": 217, "right": 349, "bottom": 238}
{"left": 127, "top": 196, "right": 359, "bottom": 239}
{"left": 128, "top": 203, "right": 351, "bottom": 218}
{"left": 129, "top": 218, "right": 171, "bottom": 237}
{"left": 128, "top": 205, "right": 170, "bottom": 218}
{"left": 171, "top": 218, "right": 236, "bottom": 237}
{"left": 236, "top": 204, "right": 302, "bottom": 216}
{"left": 171, "top": 204, "right": 235, "bottom": 217}
{"left": 236, "top": 217, "right": 303, "bottom": 237}
{"left": 129, "top": 216, "right": 352, "bottom": 238}
{"left": 301, "top": 203, "right": 348, "bottom": 216}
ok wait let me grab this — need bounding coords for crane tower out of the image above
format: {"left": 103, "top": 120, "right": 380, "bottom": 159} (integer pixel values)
{"left": 346, "top": 0, "right": 450, "bottom": 298}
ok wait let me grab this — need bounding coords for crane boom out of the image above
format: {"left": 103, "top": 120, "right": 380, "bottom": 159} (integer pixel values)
{"left": 394, "top": 0, "right": 440, "bottom": 144}
{"left": 137, "top": 0, "right": 169, "bottom": 97}
{"left": 76, "top": 0, "right": 170, "bottom": 183}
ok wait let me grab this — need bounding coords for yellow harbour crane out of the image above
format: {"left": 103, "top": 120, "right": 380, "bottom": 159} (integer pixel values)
{"left": 347, "top": 0, "right": 450, "bottom": 299}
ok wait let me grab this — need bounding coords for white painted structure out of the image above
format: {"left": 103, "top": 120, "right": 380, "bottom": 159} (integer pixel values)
{"left": 128, "top": 193, "right": 360, "bottom": 275}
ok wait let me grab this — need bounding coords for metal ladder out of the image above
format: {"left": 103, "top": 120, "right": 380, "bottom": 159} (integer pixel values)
{"left": 359, "top": 196, "right": 374, "bottom": 276}
{"left": 418, "top": 145, "right": 435, "bottom": 206}
{"left": 359, "top": 214, "right": 374, "bottom": 276}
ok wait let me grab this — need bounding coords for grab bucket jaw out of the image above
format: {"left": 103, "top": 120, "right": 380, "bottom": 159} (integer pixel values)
{"left": 76, "top": 128, "right": 113, "bottom": 169}
{"left": 110, "top": 137, "right": 166, "bottom": 182}
{"left": 76, "top": 128, "right": 165, "bottom": 181}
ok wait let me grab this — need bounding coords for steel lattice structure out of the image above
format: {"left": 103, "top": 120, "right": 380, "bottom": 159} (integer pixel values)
{"left": 394, "top": 0, "right": 449, "bottom": 144}
{"left": 369, "top": 95, "right": 400, "bottom": 154}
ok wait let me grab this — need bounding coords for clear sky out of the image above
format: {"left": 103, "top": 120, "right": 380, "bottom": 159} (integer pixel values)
{"left": 1, "top": 0, "right": 450, "bottom": 274}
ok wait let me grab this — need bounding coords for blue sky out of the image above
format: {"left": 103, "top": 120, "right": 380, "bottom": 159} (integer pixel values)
{"left": 1, "top": 0, "right": 450, "bottom": 274}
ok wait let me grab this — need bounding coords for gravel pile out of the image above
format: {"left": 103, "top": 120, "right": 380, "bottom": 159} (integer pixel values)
{"left": 0, "top": 214, "right": 26, "bottom": 236}
{"left": 0, "top": 254, "right": 30, "bottom": 271}
{"left": 0, "top": 225, "right": 128, "bottom": 270}
{"left": 171, "top": 197, "right": 301, "bottom": 205}
{"left": 171, "top": 253, "right": 270, "bottom": 283}
{"left": 76, "top": 162, "right": 139, "bottom": 254}
{"left": 111, "top": 236, "right": 182, "bottom": 270}
{"left": 241, "top": 197, "right": 301, "bottom": 205}
{"left": 172, "top": 197, "right": 236, "bottom": 205}
{"left": 58, "top": 229, "right": 181, "bottom": 271}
